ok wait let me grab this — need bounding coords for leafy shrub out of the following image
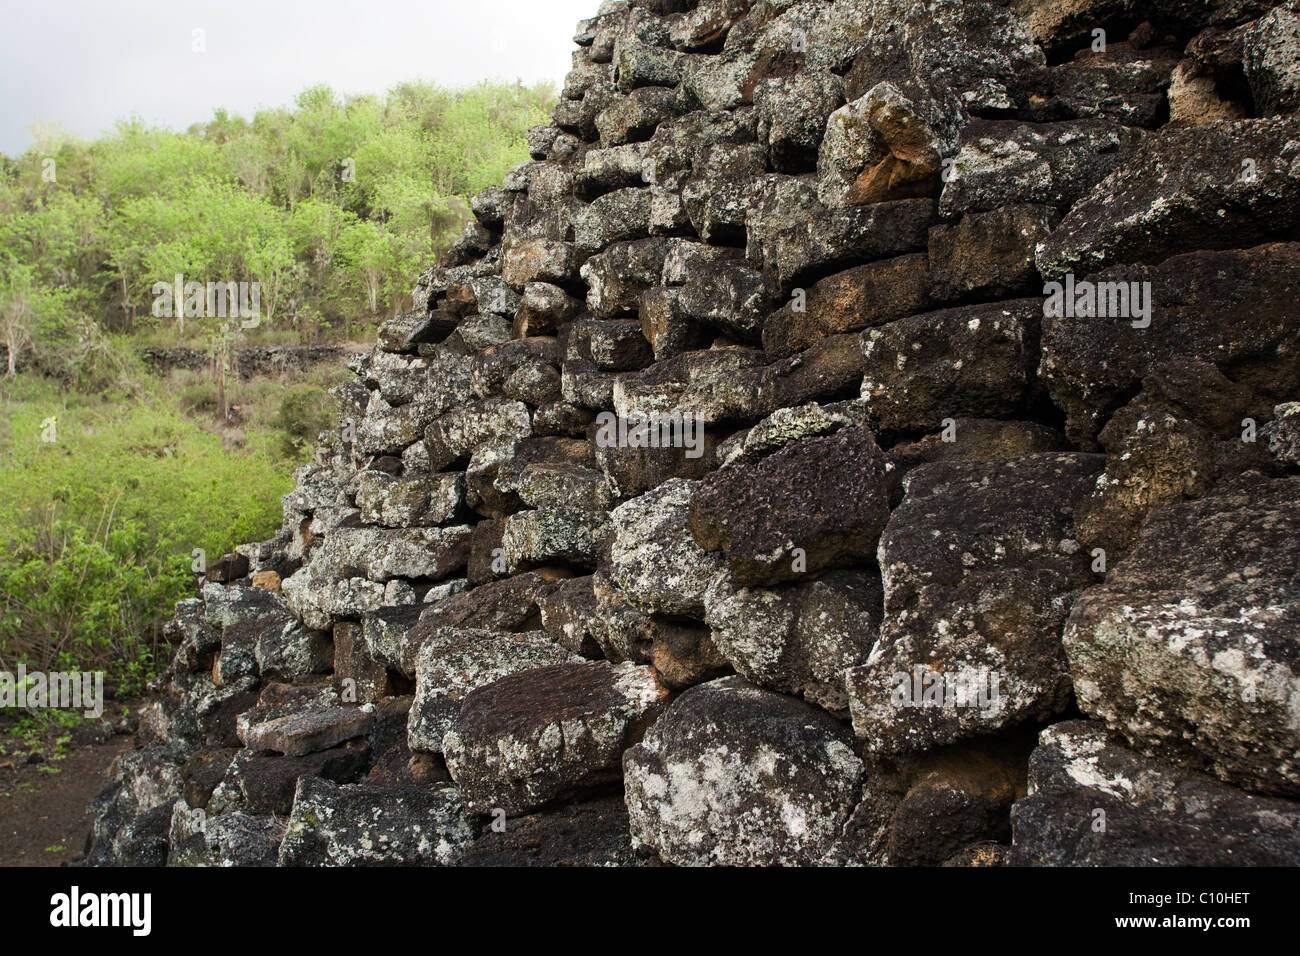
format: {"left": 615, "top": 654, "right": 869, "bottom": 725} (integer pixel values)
{"left": 0, "top": 376, "right": 292, "bottom": 691}
{"left": 177, "top": 381, "right": 219, "bottom": 414}
{"left": 272, "top": 383, "right": 334, "bottom": 457}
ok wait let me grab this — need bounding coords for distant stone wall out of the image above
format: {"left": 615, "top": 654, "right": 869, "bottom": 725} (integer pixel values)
{"left": 139, "top": 345, "right": 364, "bottom": 381}
{"left": 88, "top": 0, "right": 1300, "bottom": 868}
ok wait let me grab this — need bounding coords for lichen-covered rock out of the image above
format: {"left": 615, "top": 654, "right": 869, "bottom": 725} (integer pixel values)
{"left": 1037, "top": 118, "right": 1300, "bottom": 279}
{"left": 859, "top": 300, "right": 1040, "bottom": 432}
{"left": 717, "top": 400, "right": 871, "bottom": 467}
{"left": 677, "top": 258, "right": 769, "bottom": 340}
{"left": 169, "top": 804, "right": 286, "bottom": 867}
{"left": 278, "top": 778, "right": 476, "bottom": 866}
{"left": 470, "top": 337, "right": 558, "bottom": 400}
{"left": 1263, "top": 401, "right": 1300, "bottom": 464}
{"left": 408, "top": 627, "right": 580, "bottom": 754}
{"left": 595, "top": 87, "right": 680, "bottom": 147}
{"left": 1037, "top": 243, "right": 1300, "bottom": 446}
{"left": 609, "top": 478, "right": 726, "bottom": 616}
{"left": 574, "top": 187, "right": 654, "bottom": 253}
{"left": 358, "top": 349, "right": 472, "bottom": 408}
{"left": 376, "top": 311, "right": 457, "bottom": 353}
{"left": 1244, "top": 2, "right": 1300, "bottom": 115}
{"left": 1038, "top": 45, "right": 1178, "bottom": 128}
{"left": 283, "top": 573, "right": 409, "bottom": 634}
{"left": 681, "top": 175, "right": 758, "bottom": 246}
{"left": 746, "top": 177, "right": 934, "bottom": 293}
{"left": 690, "top": 427, "right": 891, "bottom": 586}
{"left": 624, "top": 676, "right": 864, "bottom": 866}
{"left": 849, "top": 0, "right": 1046, "bottom": 115}
{"left": 500, "top": 507, "right": 610, "bottom": 571}
{"left": 826, "top": 733, "right": 1032, "bottom": 866}
{"left": 253, "top": 621, "right": 333, "bottom": 681}
{"left": 244, "top": 705, "right": 374, "bottom": 757}
{"left": 1064, "top": 475, "right": 1300, "bottom": 797}
{"left": 87, "top": 795, "right": 175, "bottom": 867}
{"left": 466, "top": 435, "right": 593, "bottom": 518}
{"left": 443, "top": 661, "right": 669, "bottom": 815}
{"left": 1009, "top": 721, "right": 1300, "bottom": 866}
{"left": 849, "top": 453, "right": 1105, "bottom": 754}
{"left": 755, "top": 70, "right": 844, "bottom": 173}
{"left": 612, "top": 347, "right": 767, "bottom": 425}
{"left": 307, "top": 525, "right": 472, "bottom": 584}
{"left": 938, "top": 119, "right": 1145, "bottom": 219}
{"left": 423, "top": 572, "right": 550, "bottom": 630}
{"left": 332, "top": 621, "right": 391, "bottom": 704}
{"left": 817, "top": 81, "right": 945, "bottom": 208}
{"left": 515, "top": 461, "right": 614, "bottom": 512}
{"left": 356, "top": 471, "right": 463, "bottom": 528}
{"left": 1071, "top": 377, "right": 1270, "bottom": 557}
{"left": 234, "top": 680, "right": 339, "bottom": 745}
{"left": 425, "top": 398, "right": 532, "bottom": 470}
{"left": 212, "top": 739, "right": 371, "bottom": 815}
{"left": 704, "top": 569, "right": 882, "bottom": 713}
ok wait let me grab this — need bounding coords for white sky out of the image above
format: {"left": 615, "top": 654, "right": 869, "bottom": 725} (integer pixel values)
{"left": 0, "top": 0, "right": 600, "bottom": 155}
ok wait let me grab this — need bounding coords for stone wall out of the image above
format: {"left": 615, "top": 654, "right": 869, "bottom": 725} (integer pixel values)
{"left": 88, "top": 0, "right": 1300, "bottom": 867}
{"left": 138, "top": 345, "right": 364, "bottom": 381}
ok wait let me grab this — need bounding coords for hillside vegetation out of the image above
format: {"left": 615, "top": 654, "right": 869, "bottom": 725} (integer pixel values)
{"left": 0, "top": 80, "right": 552, "bottom": 695}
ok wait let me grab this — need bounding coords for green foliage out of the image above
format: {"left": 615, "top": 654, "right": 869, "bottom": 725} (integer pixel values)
{"left": 0, "top": 376, "right": 293, "bottom": 690}
{"left": 0, "top": 76, "right": 554, "bottom": 691}
{"left": 272, "top": 383, "right": 335, "bottom": 457}
{"left": 0, "top": 79, "right": 554, "bottom": 354}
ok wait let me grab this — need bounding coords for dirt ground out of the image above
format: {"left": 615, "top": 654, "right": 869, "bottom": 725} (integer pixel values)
{"left": 0, "top": 716, "right": 136, "bottom": 866}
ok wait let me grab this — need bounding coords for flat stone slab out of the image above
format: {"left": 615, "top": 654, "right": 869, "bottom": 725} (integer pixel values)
{"left": 278, "top": 778, "right": 474, "bottom": 866}
{"left": 244, "top": 706, "right": 375, "bottom": 757}
{"left": 443, "top": 661, "right": 670, "bottom": 816}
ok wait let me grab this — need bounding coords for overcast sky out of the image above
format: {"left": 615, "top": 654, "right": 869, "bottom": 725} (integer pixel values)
{"left": 0, "top": 0, "right": 599, "bottom": 155}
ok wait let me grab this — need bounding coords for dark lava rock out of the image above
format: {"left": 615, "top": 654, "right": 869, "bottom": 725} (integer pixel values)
{"left": 459, "top": 795, "right": 642, "bottom": 867}
{"left": 624, "top": 676, "right": 864, "bottom": 866}
{"left": 689, "top": 426, "right": 893, "bottom": 586}
{"left": 1010, "top": 721, "right": 1300, "bottom": 866}
{"left": 1064, "top": 475, "right": 1300, "bottom": 797}
{"left": 1036, "top": 117, "right": 1300, "bottom": 280}
{"left": 443, "top": 661, "right": 670, "bottom": 815}
{"left": 849, "top": 453, "right": 1105, "bottom": 754}
{"left": 1038, "top": 243, "right": 1300, "bottom": 447}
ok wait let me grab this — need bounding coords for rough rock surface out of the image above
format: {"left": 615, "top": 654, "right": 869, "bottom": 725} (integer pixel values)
{"left": 849, "top": 454, "right": 1104, "bottom": 754}
{"left": 689, "top": 427, "right": 892, "bottom": 585}
{"left": 624, "top": 676, "right": 864, "bottom": 866}
{"left": 1010, "top": 722, "right": 1300, "bottom": 866}
{"left": 1064, "top": 476, "right": 1300, "bottom": 797}
{"left": 442, "top": 661, "right": 669, "bottom": 815}
{"left": 278, "top": 778, "right": 476, "bottom": 866}
{"left": 89, "top": 0, "right": 1300, "bottom": 869}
